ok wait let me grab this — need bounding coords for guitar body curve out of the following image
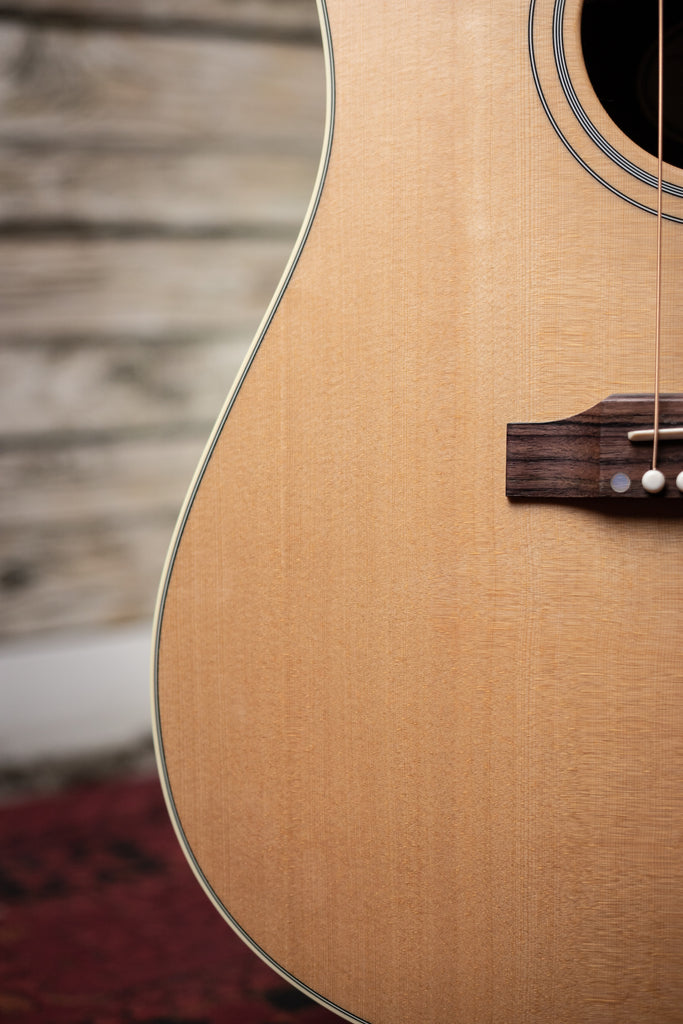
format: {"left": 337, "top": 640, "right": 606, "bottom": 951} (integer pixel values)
{"left": 154, "top": 3, "right": 683, "bottom": 1021}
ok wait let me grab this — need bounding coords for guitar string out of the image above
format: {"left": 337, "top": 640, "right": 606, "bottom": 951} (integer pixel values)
{"left": 653, "top": 0, "right": 664, "bottom": 471}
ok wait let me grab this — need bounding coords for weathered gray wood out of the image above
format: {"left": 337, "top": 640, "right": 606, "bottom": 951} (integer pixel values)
{"left": 0, "top": 435, "right": 208, "bottom": 525}
{"left": 0, "top": 2, "right": 325, "bottom": 640}
{"left": 0, "top": 333, "right": 249, "bottom": 436}
{"left": 0, "top": 237, "right": 293, "bottom": 334}
{"left": 0, "top": 147, "right": 318, "bottom": 228}
{"left": 0, "top": 23, "right": 324, "bottom": 148}
{"left": 0, "top": 516, "right": 176, "bottom": 638}
{"left": 0, "top": 0, "right": 320, "bottom": 35}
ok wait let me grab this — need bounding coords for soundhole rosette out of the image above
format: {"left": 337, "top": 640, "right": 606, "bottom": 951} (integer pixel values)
{"left": 529, "top": 0, "right": 683, "bottom": 222}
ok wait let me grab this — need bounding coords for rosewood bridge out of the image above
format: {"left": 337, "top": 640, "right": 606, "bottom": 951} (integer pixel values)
{"left": 506, "top": 394, "right": 683, "bottom": 499}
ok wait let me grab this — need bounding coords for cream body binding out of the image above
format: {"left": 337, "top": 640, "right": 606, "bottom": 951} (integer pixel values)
{"left": 154, "top": 2, "right": 683, "bottom": 1022}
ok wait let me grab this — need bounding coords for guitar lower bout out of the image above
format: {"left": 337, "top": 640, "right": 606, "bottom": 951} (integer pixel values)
{"left": 153, "top": 2, "right": 683, "bottom": 1022}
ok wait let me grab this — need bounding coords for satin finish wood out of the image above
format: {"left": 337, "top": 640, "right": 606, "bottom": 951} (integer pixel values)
{"left": 155, "top": 2, "right": 683, "bottom": 1021}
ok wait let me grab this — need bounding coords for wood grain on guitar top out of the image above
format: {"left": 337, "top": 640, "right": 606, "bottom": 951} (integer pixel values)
{"left": 155, "top": 2, "right": 683, "bottom": 1022}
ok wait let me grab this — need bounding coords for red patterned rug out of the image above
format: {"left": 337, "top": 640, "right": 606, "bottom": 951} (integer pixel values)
{"left": 0, "top": 774, "right": 338, "bottom": 1024}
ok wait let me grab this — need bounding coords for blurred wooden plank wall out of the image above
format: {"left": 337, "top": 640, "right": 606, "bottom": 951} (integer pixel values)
{"left": 0, "top": 0, "right": 325, "bottom": 639}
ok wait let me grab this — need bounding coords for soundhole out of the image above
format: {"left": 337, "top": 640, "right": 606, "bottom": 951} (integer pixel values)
{"left": 581, "top": 0, "right": 683, "bottom": 170}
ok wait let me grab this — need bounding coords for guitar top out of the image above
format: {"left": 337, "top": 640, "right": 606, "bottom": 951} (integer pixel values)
{"left": 154, "top": 2, "right": 683, "bottom": 1021}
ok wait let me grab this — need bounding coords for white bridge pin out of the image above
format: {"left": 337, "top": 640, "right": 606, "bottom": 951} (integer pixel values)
{"left": 642, "top": 468, "right": 666, "bottom": 493}
{"left": 676, "top": 471, "right": 683, "bottom": 493}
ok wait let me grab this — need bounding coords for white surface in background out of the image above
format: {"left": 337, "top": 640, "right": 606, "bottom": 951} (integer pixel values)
{"left": 0, "top": 622, "right": 153, "bottom": 763}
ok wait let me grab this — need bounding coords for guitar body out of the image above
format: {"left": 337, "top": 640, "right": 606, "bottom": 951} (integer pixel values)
{"left": 154, "top": 2, "right": 683, "bottom": 1022}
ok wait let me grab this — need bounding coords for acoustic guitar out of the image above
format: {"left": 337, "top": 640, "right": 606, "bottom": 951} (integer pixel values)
{"left": 153, "top": 2, "right": 682, "bottom": 1021}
